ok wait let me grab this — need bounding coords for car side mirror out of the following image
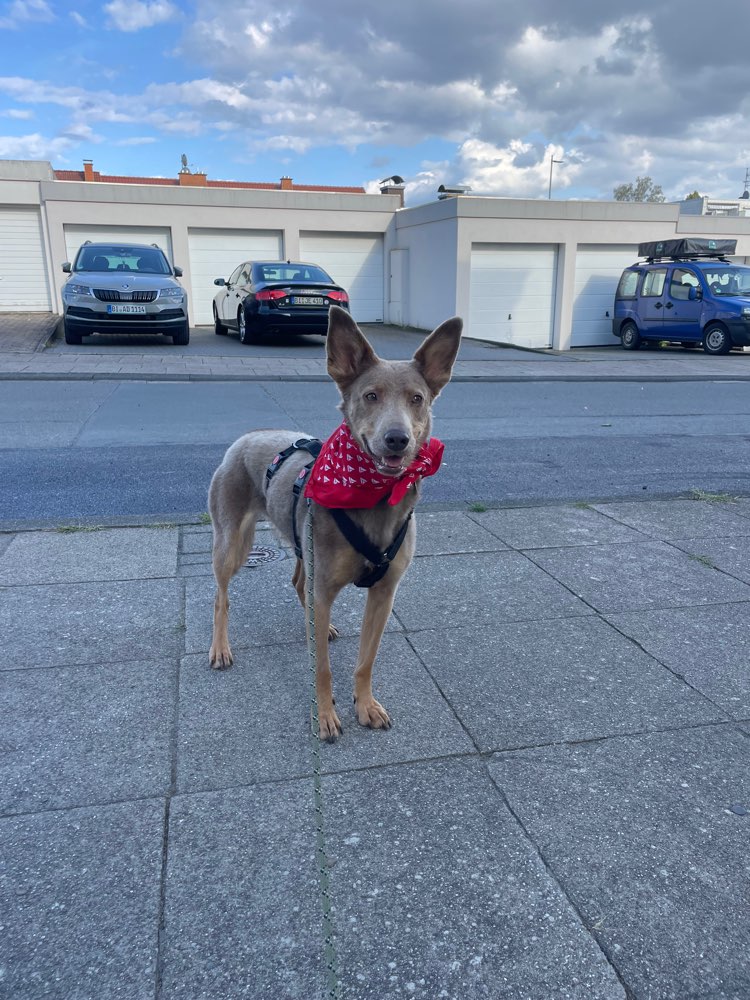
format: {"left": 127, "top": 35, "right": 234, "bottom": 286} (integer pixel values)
{"left": 173, "top": 266, "right": 183, "bottom": 277}
{"left": 688, "top": 286, "right": 702, "bottom": 301}
{"left": 214, "top": 278, "right": 226, "bottom": 286}
{"left": 62, "top": 262, "right": 71, "bottom": 273}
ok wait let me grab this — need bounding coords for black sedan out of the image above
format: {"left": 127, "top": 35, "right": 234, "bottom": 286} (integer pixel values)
{"left": 212, "top": 260, "right": 350, "bottom": 343}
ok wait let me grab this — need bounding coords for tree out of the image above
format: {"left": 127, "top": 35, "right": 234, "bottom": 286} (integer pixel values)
{"left": 684, "top": 190, "right": 702, "bottom": 200}
{"left": 613, "top": 175, "right": 665, "bottom": 203}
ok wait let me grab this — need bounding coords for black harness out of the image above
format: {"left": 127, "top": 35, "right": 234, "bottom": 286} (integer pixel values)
{"left": 265, "top": 437, "right": 412, "bottom": 588}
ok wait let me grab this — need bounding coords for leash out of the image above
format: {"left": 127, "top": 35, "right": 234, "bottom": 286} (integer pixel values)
{"left": 305, "top": 501, "right": 342, "bottom": 1000}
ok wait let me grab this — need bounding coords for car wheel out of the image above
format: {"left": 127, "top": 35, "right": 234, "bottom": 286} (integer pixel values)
{"left": 63, "top": 319, "right": 82, "bottom": 345}
{"left": 172, "top": 319, "right": 190, "bottom": 346}
{"left": 620, "top": 322, "right": 640, "bottom": 350}
{"left": 213, "top": 305, "right": 227, "bottom": 336}
{"left": 238, "top": 307, "right": 257, "bottom": 345}
{"left": 703, "top": 324, "right": 731, "bottom": 355}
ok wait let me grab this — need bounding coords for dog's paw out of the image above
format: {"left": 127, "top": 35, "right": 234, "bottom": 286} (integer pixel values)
{"left": 209, "top": 644, "right": 234, "bottom": 670}
{"left": 353, "top": 696, "right": 391, "bottom": 730}
{"left": 318, "top": 706, "right": 343, "bottom": 743}
{"left": 328, "top": 623, "right": 339, "bottom": 641}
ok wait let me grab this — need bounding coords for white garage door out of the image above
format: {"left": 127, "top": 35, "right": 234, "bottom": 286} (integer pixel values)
{"left": 469, "top": 244, "right": 558, "bottom": 348}
{"left": 188, "top": 229, "right": 283, "bottom": 325}
{"left": 299, "top": 232, "right": 384, "bottom": 322}
{"left": 0, "top": 207, "right": 51, "bottom": 311}
{"left": 64, "top": 225, "right": 173, "bottom": 268}
{"left": 572, "top": 244, "right": 639, "bottom": 347}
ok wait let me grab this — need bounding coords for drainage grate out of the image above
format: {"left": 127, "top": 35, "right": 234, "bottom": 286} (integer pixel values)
{"left": 245, "top": 544, "right": 286, "bottom": 568}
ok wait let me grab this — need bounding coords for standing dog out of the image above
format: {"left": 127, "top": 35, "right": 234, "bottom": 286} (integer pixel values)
{"left": 208, "top": 305, "right": 462, "bottom": 740}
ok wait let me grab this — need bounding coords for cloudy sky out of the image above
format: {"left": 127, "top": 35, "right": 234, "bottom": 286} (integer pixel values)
{"left": 1, "top": 0, "right": 749, "bottom": 205}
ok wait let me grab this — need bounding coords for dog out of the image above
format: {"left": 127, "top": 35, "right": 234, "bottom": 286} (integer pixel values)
{"left": 208, "top": 305, "right": 462, "bottom": 741}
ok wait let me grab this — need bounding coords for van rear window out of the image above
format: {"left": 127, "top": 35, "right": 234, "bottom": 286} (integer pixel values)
{"left": 616, "top": 270, "right": 640, "bottom": 298}
{"left": 642, "top": 269, "right": 667, "bottom": 297}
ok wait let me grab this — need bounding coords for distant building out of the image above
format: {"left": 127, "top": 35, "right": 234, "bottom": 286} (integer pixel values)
{"left": 678, "top": 195, "right": 750, "bottom": 217}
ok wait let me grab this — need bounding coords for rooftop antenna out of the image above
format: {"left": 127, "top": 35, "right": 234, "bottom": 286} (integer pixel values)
{"left": 179, "top": 153, "right": 190, "bottom": 175}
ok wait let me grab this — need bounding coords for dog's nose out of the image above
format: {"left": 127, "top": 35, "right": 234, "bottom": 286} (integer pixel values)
{"left": 384, "top": 428, "right": 410, "bottom": 453}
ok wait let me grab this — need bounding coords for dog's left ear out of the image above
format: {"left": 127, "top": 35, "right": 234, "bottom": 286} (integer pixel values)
{"left": 412, "top": 317, "right": 463, "bottom": 397}
{"left": 326, "top": 305, "right": 379, "bottom": 390}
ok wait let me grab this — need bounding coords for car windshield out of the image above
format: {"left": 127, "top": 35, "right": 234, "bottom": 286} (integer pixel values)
{"left": 254, "top": 263, "right": 333, "bottom": 283}
{"left": 75, "top": 246, "right": 172, "bottom": 275}
{"left": 702, "top": 265, "right": 750, "bottom": 296}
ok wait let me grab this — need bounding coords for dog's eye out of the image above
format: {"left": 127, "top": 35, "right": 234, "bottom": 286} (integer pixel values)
{"left": 412, "top": 393, "right": 424, "bottom": 404}
{"left": 364, "top": 391, "right": 377, "bottom": 402}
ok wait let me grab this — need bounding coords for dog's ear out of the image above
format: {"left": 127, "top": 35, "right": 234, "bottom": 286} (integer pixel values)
{"left": 326, "top": 305, "right": 379, "bottom": 389}
{"left": 412, "top": 316, "right": 463, "bottom": 397}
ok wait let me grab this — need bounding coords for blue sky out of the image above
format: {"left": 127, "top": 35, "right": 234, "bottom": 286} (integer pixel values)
{"left": 2, "top": 0, "right": 750, "bottom": 206}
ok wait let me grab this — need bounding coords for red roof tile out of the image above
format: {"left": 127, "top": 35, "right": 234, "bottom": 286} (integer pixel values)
{"left": 52, "top": 169, "right": 365, "bottom": 194}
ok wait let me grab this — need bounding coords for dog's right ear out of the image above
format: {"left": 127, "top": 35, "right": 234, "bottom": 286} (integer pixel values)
{"left": 326, "top": 305, "right": 379, "bottom": 390}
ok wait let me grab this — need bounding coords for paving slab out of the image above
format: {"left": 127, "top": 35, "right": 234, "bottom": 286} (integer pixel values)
{"left": 0, "top": 532, "right": 13, "bottom": 558}
{"left": 0, "top": 526, "right": 178, "bottom": 585}
{"left": 184, "top": 560, "right": 400, "bottom": 655}
{"left": 323, "top": 758, "right": 626, "bottom": 999}
{"left": 489, "top": 727, "right": 750, "bottom": 1000}
{"left": 468, "top": 504, "right": 646, "bottom": 549}
{"left": 528, "top": 540, "right": 750, "bottom": 614}
{"left": 0, "top": 659, "right": 176, "bottom": 815}
{"left": 591, "top": 499, "right": 750, "bottom": 540}
{"left": 606, "top": 603, "right": 750, "bottom": 717}
{"left": 394, "top": 551, "right": 595, "bottom": 632}
{"left": 160, "top": 782, "right": 326, "bottom": 1000}
{"left": 414, "top": 510, "right": 509, "bottom": 555}
{"left": 409, "top": 616, "right": 723, "bottom": 752}
{"left": 0, "top": 798, "right": 164, "bottom": 1000}
{"left": 178, "top": 633, "right": 474, "bottom": 792}
{"left": 670, "top": 533, "right": 750, "bottom": 585}
{"left": 0, "top": 578, "right": 182, "bottom": 668}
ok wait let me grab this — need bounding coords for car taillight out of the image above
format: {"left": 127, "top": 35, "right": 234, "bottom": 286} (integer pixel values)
{"left": 256, "top": 289, "right": 287, "bottom": 301}
{"left": 327, "top": 290, "right": 349, "bottom": 303}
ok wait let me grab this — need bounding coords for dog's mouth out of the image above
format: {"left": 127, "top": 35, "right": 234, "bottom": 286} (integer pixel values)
{"left": 363, "top": 438, "right": 410, "bottom": 476}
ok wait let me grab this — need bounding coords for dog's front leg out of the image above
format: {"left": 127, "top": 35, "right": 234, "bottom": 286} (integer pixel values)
{"left": 311, "top": 586, "right": 343, "bottom": 742}
{"left": 352, "top": 579, "right": 397, "bottom": 729}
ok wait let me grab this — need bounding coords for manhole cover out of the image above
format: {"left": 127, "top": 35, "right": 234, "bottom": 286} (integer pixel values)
{"left": 245, "top": 545, "right": 286, "bottom": 568}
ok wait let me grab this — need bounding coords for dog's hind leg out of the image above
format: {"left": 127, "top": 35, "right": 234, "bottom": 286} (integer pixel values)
{"left": 208, "top": 464, "right": 262, "bottom": 669}
{"left": 292, "top": 558, "right": 339, "bottom": 640}
{"left": 352, "top": 579, "right": 398, "bottom": 729}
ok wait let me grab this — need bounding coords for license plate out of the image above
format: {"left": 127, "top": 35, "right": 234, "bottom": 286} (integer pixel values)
{"left": 291, "top": 296, "right": 325, "bottom": 306}
{"left": 107, "top": 304, "right": 147, "bottom": 314}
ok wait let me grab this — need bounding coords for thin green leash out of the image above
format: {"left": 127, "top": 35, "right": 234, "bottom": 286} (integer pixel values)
{"left": 305, "top": 499, "right": 343, "bottom": 1000}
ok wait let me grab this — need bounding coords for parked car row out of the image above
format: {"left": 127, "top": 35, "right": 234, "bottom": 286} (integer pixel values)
{"left": 60, "top": 241, "right": 350, "bottom": 346}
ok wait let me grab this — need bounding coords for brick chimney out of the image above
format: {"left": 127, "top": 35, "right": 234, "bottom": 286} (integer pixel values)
{"left": 178, "top": 171, "right": 207, "bottom": 186}
{"left": 83, "top": 159, "right": 96, "bottom": 181}
{"left": 379, "top": 175, "right": 405, "bottom": 207}
{"left": 280, "top": 176, "right": 293, "bottom": 190}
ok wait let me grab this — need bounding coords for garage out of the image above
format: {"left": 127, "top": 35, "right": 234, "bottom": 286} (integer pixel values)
{"left": 188, "top": 229, "right": 283, "bottom": 325}
{"left": 299, "top": 232, "right": 384, "bottom": 322}
{"left": 0, "top": 207, "right": 52, "bottom": 311}
{"left": 63, "top": 224, "right": 173, "bottom": 268}
{"left": 469, "top": 244, "right": 558, "bottom": 348}
{"left": 571, "top": 244, "right": 638, "bottom": 347}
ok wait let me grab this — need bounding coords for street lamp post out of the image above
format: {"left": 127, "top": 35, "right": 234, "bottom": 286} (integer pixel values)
{"left": 548, "top": 157, "right": 563, "bottom": 199}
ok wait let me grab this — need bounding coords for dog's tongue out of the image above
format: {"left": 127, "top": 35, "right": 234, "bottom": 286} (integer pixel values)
{"left": 382, "top": 454, "right": 404, "bottom": 470}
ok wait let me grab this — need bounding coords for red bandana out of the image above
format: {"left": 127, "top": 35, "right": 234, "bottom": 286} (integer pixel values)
{"left": 304, "top": 422, "right": 444, "bottom": 509}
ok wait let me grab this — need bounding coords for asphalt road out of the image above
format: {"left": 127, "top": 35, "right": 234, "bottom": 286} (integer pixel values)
{"left": 2, "top": 379, "right": 750, "bottom": 522}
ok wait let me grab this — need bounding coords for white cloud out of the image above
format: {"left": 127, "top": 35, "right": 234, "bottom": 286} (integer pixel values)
{"left": 0, "top": 0, "right": 53, "bottom": 28}
{"left": 0, "top": 131, "right": 79, "bottom": 158}
{"left": 69, "top": 11, "right": 88, "bottom": 27}
{"left": 115, "top": 136, "right": 157, "bottom": 146}
{"left": 1, "top": 107, "right": 33, "bottom": 119}
{"left": 104, "top": 0, "right": 177, "bottom": 32}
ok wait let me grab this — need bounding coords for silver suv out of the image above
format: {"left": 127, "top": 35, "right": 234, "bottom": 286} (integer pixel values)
{"left": 61, "top": 241, "right": 189, "bottom": 345}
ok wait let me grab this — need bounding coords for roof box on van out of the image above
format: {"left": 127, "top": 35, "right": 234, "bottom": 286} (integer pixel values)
{"left": 638, "top": 238, "right": 737, "bottom": 260}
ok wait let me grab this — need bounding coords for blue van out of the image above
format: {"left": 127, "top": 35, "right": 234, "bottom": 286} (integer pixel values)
{"left": 612, "top": 238, "right": 750, "bottom": 354}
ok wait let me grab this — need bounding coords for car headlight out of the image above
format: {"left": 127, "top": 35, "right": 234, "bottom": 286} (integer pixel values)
{"left": 159, "top": 286, "right": 184, "bottom": 300}
{"left": 742, "top": 307, "right": 750, "bottom": 318}
{"left": 64, "top": 283, "right": 93, "bottom": 297}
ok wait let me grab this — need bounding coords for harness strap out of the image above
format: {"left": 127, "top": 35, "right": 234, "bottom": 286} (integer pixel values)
{"left": 329, "top": 507, "right": 413, "bottom": 588}
{"left": 292, "top": 462, "right": 316, "bottom": 558}
{"left": 266, "top": 437, "right": 322, "bottom": 486}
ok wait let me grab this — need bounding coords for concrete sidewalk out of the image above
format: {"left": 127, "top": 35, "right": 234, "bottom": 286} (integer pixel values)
{"left": 3, "top": 312, "right": 750, "bottom": 380}
{"left": 2, "top": 498, "right": 749, "bottom": 999}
